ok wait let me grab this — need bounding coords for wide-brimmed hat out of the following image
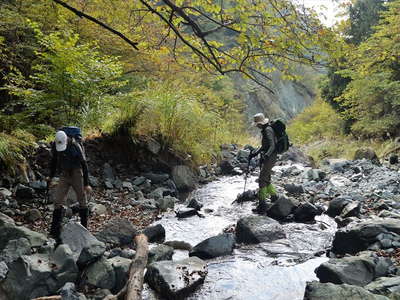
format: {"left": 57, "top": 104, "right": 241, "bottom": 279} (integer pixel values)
{"left": 252, "top": 113, "right": 269, "bottom": 126}
{"left": 55, "top": 131, "right": 67, "bottom": 152}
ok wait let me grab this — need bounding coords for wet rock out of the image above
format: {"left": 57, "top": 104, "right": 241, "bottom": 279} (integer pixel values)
{"left": 171, "top": 165, "right": 198, "bottom": 191}
{"left": 0, "top": 261, "right": 8, "bottom": 281}
{"left": 304, "top": 169, "right": 326, "bottom": 181}
{"left": 176, "top": 208, "right": 198, "bottom": 219}
{"left": 236, "top": 216, "right": 286, "bottom": 244}
{"left": 52, "top": 244, "right": 79, "bottom": 284}
{"left": 143, "top": 224, "right": 166, "bottom": 243}
{"left": 315, "top": 256, "right": 392, "bottom": 286}
{"left": 267, "top": 196, "right": 297, "bottom": 220}
{"left": 304, "top": 281, "right": 389, "bottom": 300}
{"left": 187, "top": 198, "right": 203, "bottom": 211}
{"left": 283, "top": 183, "right": 304, "bottom": 195}
{"left": 294, "top": 202, "right": 321, "bottom": 223}
{"left": 0, "top": 238, "right": 31, "bottom": 263}
{"left": 148, "top": 244, "right": 174, "bottom": 265}
{"left": 25, "top": 208, "right": 42, "bottom": 223}
{"left": 145, "top": 257, "right": 207, "bottom": 300}
{"left": 326, "top": 196, "right": 352, "bottom": 218}
{"left": 86, "top": 257, "right": 116, "bottom": 290}
{"left": 59, "top": 282, "right": 87, "bottom": 300}
{"left": 365, "top": 276, "right": 400, "bottom": 296}
{"left": 148, "top": 187, "right": 168, "bottom": 200}
{"left": 95, "top": 218, "right": 137, "bottom": 246}
{"left": 164, "top": 241, "right": 193, "bottom": 251}
{"left": 0, "top": 214, "right": 47, "bottom": 251}
{"left": 60, "top": 221, "right": 106, "bottom": 262}
{"left": 89, "top": 176, "right": 100, "bottom": 187}
{"left": 15, "top": 184, "right": 35, "bottom": 202}
{"left": 189, "top": 233, "right": 235, "bottom": 259}
{"left": 234, "top": 190, "right": 257, "bottom": 204}
{"left": 332, "top": 218, "right": 400, "bottom": 255}
{"left": 108, "top": 256, "right": 131, "bottom": 293}
{"left": 354, "top": 148, "right": 380, "bottom": 165}
{"left": 120, "top": 248, "right": 136, "bottom": 259}
{"left": 1, "top": 254, "right": 53, "bottom": 300}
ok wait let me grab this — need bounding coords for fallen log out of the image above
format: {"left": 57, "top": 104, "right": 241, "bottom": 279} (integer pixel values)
{"left": 105, "top": 233, "right": 149, "bottom": 300}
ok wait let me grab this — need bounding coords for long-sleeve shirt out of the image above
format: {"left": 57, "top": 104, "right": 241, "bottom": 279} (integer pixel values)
{"left": 254, "top": 125, "right": 276, "bottom": 158}
{"left": 50, "top": 141, "right": 89, "bottom": 186}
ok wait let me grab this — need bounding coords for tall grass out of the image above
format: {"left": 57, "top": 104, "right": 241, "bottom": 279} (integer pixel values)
{"left": 0, "top": 130, "right": 36, "bottom": 173}
{"left": 103, "top": 81, "right": 249, "bottom": 164}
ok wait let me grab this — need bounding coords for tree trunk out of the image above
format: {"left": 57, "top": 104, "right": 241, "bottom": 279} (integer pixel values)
{"left": 104, "top": 233, "right": 149, "bottom": 300}
{"left": 125, "top": 233, "right": 149, "bottom": 300}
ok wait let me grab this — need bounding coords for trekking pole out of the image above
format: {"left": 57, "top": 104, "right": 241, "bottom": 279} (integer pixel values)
{"left": 243, "top": 152, "right": 252, "bottom": 193}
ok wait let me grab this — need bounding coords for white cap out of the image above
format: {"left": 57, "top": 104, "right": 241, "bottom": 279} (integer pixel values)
{"left": 55, "top": 131, "right": 67, "bottom": 152}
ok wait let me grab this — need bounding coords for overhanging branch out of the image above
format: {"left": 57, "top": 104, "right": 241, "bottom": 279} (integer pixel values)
{"left": 52, "top": 0, "right": 139, "bottom": 50}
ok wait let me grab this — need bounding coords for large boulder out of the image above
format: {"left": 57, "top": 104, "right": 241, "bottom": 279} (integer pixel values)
{"left": 1, "top": 254, "right": 53, "bottom": 300}
{"left": 171, "top": 165, "right": 198, "bottom": 191}
{"left": 267, "top": 196, "right": 297, "bottom": 220}
{"left": 51, "top": 244, "right": 79, "bottom": 285}
{"left": 60, "top": 221, "right": 106, "bottom": 262}
{"left": 189, "top": 233, "right": 235, "bottom": 259}
{"left": 365, "top": 276, "right": 400, "bottom": 297}
{"left": 148, "top": 245, "right": 174, "bottom": 265}
{"left": 315, "top": 256, "right": 393, "bottom": 287}
{"left": 108, "top": 256, "right": 131, "bottom": 293}
{"left": 95, "top": 218, "right": 137, "bottom": 247}
{"left": 85, "top": 257, "right": 116, "bottom": 290}
{"left": 294, "top": 202, "right": 321, "bottom": 223}
{"left": 304, "top": 281, "right": 389, "bottom": 300}
{"left": 332, "top": 219, "right": 400, "bottom": 255}
{"left": 145, "top": 257, "right": 207, "bottom": 300}
{"left": 143, "top": 224, "right": 166, "bottom": 243}
{"left": 326, "top": 197, "right": 352, "bottom": 218}
{"left": 235, "top": 216, "right": 286, "bottom": 244}
{"left": 0, "top": 238, "right": 31, "bottom": 263}
{"left": 0, "top": 213, "right": 47, "bottom": 251}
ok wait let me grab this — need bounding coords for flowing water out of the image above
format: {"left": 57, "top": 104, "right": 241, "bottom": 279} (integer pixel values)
{"left": 143, "top": 173, "right": 336, "bottom": 300}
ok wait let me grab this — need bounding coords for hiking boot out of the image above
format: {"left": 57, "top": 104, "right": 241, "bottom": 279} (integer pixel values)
{"left": 49, "top": 208, "right": 64, "bottom": 246}
{"left": 270, "top": 194, "right": 279, "bottom": 202}
{"left": 79, "top": 207, "right": 89, "bottom": 229}
{"left": 253, "top": 199, "right": 268, "bottom": 215}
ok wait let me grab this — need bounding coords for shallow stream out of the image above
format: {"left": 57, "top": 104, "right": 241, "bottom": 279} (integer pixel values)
{"left": 143, "top": 173, "right": 336, "bottom": 300}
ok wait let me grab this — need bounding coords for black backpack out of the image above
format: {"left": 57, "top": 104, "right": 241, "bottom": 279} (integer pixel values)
{"left": 59, "top": 126, "right": 85, "bottom": 157}
{"left": 269, "top": 120, "right": 290, "bottom": 154}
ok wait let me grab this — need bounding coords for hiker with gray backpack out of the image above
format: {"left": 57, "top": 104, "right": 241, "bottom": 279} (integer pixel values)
{"left": 248, "top": 113, "right": 290, "bottom": 214}
{"left": 47, "top": 126, "right": 92, "bottom": 245}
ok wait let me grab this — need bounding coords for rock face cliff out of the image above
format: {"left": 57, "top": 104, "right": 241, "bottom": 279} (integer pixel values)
{"left": 233, "top": 71, "right": 316, "bottom": 129}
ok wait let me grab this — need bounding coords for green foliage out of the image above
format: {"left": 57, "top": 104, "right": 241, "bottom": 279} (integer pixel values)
{"left": 287, "top": 98, "right": 345, "bottom": 145}
{"left": 0, "top": 130, "right": 36, "bottom": 173}
{"left": 104, "top": 78, "right": 247, "bottom": 164}
{"left": 337, "top": 0, "right": 400, "bottom": 138}
{"left": 4, "top": 24, "right": 126, "bottom": 129}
